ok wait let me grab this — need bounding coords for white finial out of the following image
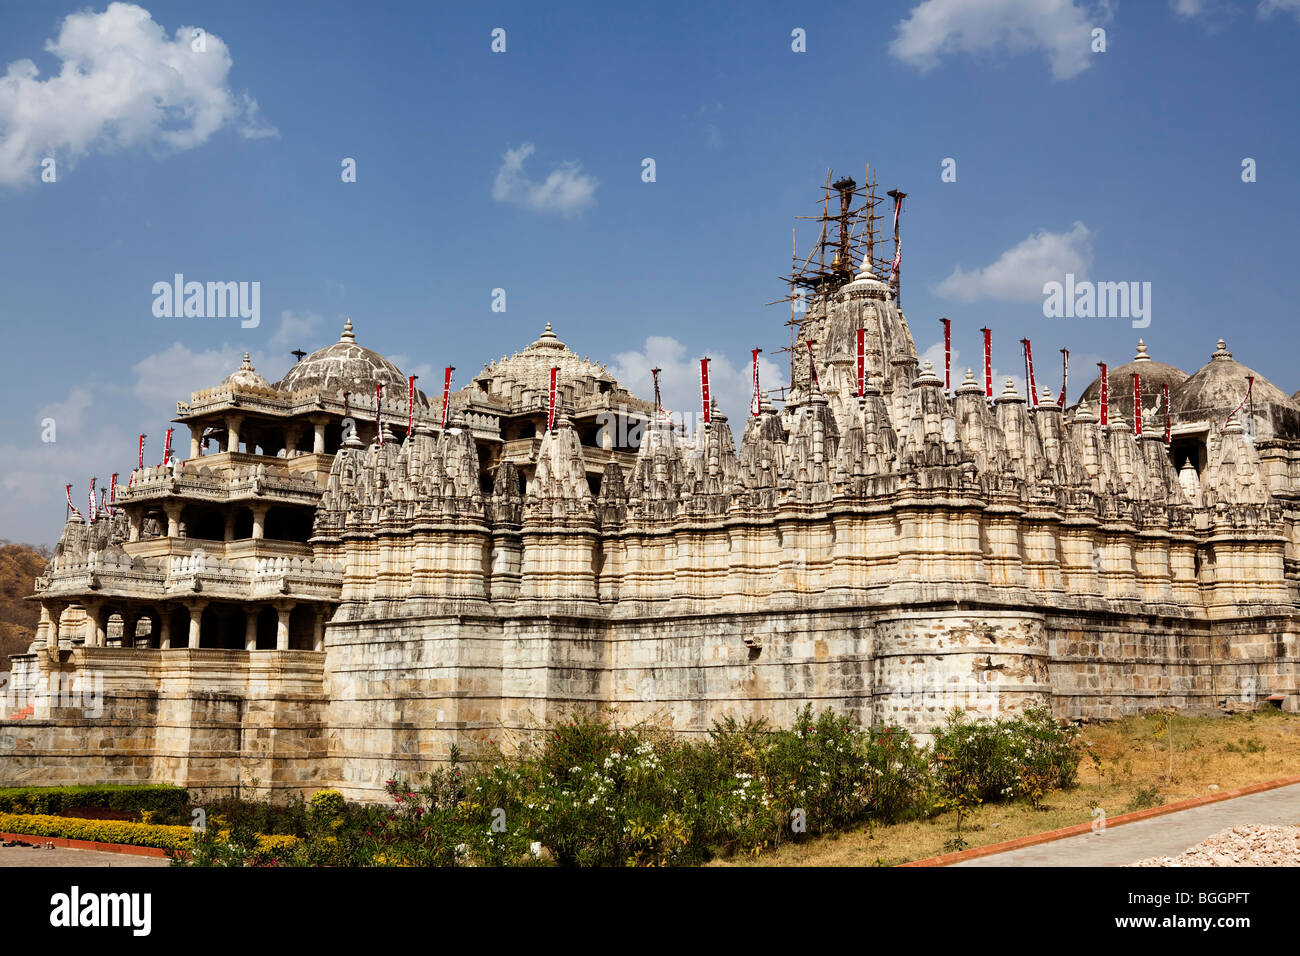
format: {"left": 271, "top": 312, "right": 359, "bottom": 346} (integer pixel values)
{"left": 341, "top": 317, "right": 355, "bottom": 342}
{"left": 1134, "top": 339, "right": 1151, "bottom": 363}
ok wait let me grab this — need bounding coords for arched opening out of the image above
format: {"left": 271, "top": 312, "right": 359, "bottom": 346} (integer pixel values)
{"left": 264, "top": 507, "right": 313, "bottom": 542}
{"left": 181, "top": 503, "right": 224, "bottom": 541}
{"left": 167, "top": 607, "right": 190, "bottom": 648}
{"left": 288, "top": 606, "right": 316, "bottom": 650}
{"left": 256, "top": 606, "right": 277, "bottom": 650}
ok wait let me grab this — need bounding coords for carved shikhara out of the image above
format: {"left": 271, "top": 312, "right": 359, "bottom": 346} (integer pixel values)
{"left": 9, "top": 298, "right": 1300, "bottom": 801}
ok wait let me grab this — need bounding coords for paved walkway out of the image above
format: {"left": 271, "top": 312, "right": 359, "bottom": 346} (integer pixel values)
{"left": 954, "top": 782, "right": 1300, "bottom": 866}
{"left": 0, "top": 845, "right": 169, "bottom": 867}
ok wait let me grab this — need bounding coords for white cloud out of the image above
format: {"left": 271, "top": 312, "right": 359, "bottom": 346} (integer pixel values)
{"left": 268, "top": 309, "right": 324, "bottom": 353}
{"left": 889, "top": 0, "right": 1110, "bottom": 81}
{"left": 936, "top": 221, "right": 1093, "bottom": 303}
{"left": 609, "top": 335, "right": 788, "bottom": 427}
{"left": 0, "top": 2, "right": 275, "bottom": 188}
{"left": 1259, "top": 0, "right": 1300, "bottom": 21}
{"left": 37, "top": 386, "right": 95, "bottom": 436}
{"left": 491, "top": 143, "right": 597, "bottom": 217}
{"left": 131, "top": 341, "right": 244, "bottom": 407}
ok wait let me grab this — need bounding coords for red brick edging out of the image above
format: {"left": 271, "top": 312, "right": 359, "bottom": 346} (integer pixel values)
{"left": 898, "top": 773, "right": 1300, "bottom": 867}
{"left": 0, "top": 832, "right": 169, "bottom": 858}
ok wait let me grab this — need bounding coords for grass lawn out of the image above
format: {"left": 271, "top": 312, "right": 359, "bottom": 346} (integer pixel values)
{"left": 709, "top": 709, "right": 1300, "bottom": 867}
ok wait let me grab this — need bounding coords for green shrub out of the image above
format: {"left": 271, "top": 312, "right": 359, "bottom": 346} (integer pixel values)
{"left": 0, "top": 784, "right": 188, "bottom": 820}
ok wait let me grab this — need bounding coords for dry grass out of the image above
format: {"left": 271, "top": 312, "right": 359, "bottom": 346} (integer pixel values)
{"left": 708, "top": 709, "right": 1300, "bottom": 867}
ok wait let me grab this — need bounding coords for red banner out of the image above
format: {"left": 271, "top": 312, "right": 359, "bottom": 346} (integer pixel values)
{"left": 981, "top": 328, "right": 992, "bottom": 400}
{"left": 940, "top": 318, "right": 951, "bottom": 392}
{"left": 137, "top": 433, "right": 146, "bottom": 469}
{"left": 107, "top": 473, "right": 117, "bottom": 516}
{"left": 548, "top": 367, "right": 558, "bottom": 433}
{"left": 1133, "top": 373, "right": 1143, "bottom": 436}
{"left": 161, "top": 428, "right": 173, "bottom": 465}
{"left": 751, "top": 349, "right": 762, "bottom": 417}
{"left": 65, "top": 483, "right": 73, "bottom": 512}
{"left": 1098, "top": 363, "right": 1109, "bottom": 426}
{"left": 700, "top": 358, "right": 712, "bottom": 425}
{"left": 441, "top": 366, "right": 454, "bottom": 430}
{"left": 1022, "top": 339, "right": 1038, "bottom": 407}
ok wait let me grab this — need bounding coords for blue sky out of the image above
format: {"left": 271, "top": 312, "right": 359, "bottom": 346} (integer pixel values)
{"left": 1, "top": 0, "right": 1298, "bottom": 544}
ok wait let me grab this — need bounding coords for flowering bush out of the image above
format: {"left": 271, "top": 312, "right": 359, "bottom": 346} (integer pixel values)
{"left": 169, "top": 706, "right": 1081, "bottom": 867}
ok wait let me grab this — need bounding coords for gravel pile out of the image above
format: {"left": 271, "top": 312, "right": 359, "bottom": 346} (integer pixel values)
{"left": 1130, "top": 825, "right": 1300, "bottom": 866}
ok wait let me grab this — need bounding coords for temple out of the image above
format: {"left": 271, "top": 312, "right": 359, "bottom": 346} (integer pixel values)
{"left": 6, "top": 171, "right": 1299, "bottom": 802}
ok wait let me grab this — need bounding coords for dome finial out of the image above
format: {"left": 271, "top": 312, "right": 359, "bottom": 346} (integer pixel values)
{"left": 1134, "top": 339, "right": 1150, "bottom": 363}
{"left": 240, "top": 351, "right": 253, "bottom": 369}
{"left": 341, "top": 317, "right": 355, "bottom": 342}
{"left": 1213, "top": 338, "right": 1231, "bottom": 359}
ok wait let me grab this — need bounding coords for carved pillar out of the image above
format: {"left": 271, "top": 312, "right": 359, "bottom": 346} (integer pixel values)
{"left": 244, "top": 605, "right": 260, "bottom": 651}
{"left": 164, "top": 501, "right": 183, "bottom": 538}
{"left": 226, "top": 414, "right": 244, "bottom": 453}
{"left": 189, "top": 424, "right": 202, "bottom": 460}
{"left": 185, "top": 600, "right": 207, "bottom": 648}
{"left": 128, "top": 509, "right": 142, "bottom": 543}
{"left": 83, "top": 601, "right": 106, "bottom": 648}
{"left": 122, "top": 610, "right": 140, "bottom": 648}
{"left": 224, "top": 510, "right": 236, "bottom": 542}
{"left": 157, "top": 609, "right": 172, "bottom": 650}
{"left": 273, "top": 599, "right": 295, "bottom": 650}
{"left": 311, "top": 416, "right": 328, "bottom": 454}
{"left": 251, "top": 504, "right": 270, "bottom": 540}
{"left": 284, "top": 425, "right": 302, "bottom": 456}
{"left": 42, "top": 602, "right": 65, "bottom": 661}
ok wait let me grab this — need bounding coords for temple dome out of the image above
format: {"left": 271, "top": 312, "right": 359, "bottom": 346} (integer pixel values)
{"left": 221, "top": 352, "right": 270, "bottom": 390}
{"left": 476, "top": 322, "right": 619, "bottom": 393}
{"left": 1171, "top": 339, "right": 1300, "bottom": 438}
{"left": 1074, "top": 340, "right": 1187, "bottom": 423}
{"left": 275, "top": 318, "right": 409, "bottom": 397}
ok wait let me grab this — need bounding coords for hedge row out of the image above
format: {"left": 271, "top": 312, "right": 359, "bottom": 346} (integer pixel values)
{"left": 0, "top": 784, "right": 188, "bottom": 818}
{"left": 0, "top": 812, "right": 298, "bottom": 855}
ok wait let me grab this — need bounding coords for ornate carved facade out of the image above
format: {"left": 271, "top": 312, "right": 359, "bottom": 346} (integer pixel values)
{"left": 6, "top": 249, "right": 1299, "bottom": 802}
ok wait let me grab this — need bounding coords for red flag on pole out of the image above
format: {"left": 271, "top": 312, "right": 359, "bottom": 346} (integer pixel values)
{"left": 1133, "top": 373, "right": 1143, "bottom": 436}
{"left": 1021, "top": 339, "right": 1039, "bottom": 407}
{"left": 65, "top": 483, "right": 74, "bottom": 512}
{"left": 1058, "top": 349, "right": 1069, "bottom": 408}
{"left": 981, "top": 328, "right": 992, "bottom": 400}
{"left": 161, "top": 428, "right": 173, "bottom": 465}
{"left": 940, "top": 318, "right": 951, "bottom": 392}
{"left": 107, "top": 473, "right": 117, "bottom": 515}
{"left": 375, "top": 384, "right": 384, "bottom": 445}
{"left": 547, "top": 367, "right": 559, "bottom": 433}
{"left": 440, "top": 367, "right": 455, "bottom": 430}
{"left": 137, "top": 434, "right": 146, "bottom": 469}
{"left": 750, "top": 349, "right": 762, "bottom": 417}
{"left": 700, "top": 358, "right": 712, "bottom": 425}
{"left": 1098, "top": 363, "right": 1109, "bottom": 426}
